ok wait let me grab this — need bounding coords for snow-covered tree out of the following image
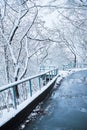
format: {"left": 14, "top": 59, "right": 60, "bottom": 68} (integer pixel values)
{"left": 0, "top": 0, "right": 87, "bottom": 99}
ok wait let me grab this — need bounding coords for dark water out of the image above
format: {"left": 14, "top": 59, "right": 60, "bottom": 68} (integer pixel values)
{"left": 19, "top": 70, "right": 87, "bottom": 130}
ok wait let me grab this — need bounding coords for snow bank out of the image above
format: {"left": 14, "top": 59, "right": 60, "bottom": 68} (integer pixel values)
{"left": 0, "top": 75, "right": 58, "bottom": 127}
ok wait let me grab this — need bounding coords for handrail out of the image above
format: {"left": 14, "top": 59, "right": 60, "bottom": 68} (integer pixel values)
{"left": 1, "top": 63, "right": 87, "bottom": 127}
{"left": 0, "top": 67, "right": 58, "bottom": 127}
{"left": 62, "top": 64, "right": 87, "bottom": 70}
{"left": 0, "top": 68, "right": 58, "bottom": 92}
{"left": 0, "top": 68, "right": 58, "bottom": 109}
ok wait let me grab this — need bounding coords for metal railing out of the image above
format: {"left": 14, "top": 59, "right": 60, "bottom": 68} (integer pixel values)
{"left": 0, "top": 63, "right": 87, "bottom": 126}
{"left": 0, "top": 68, "right": 58, "bottom": 114}
{"left": 40, "top": 65, "right": 57, "bottom": 72}
{"left": 62, "top": 64, "right": 87, "bottom": 70}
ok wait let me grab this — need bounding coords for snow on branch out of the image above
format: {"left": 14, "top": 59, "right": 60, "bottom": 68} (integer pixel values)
{"left": 18, "top": 41, "right": 44, "bottom": 80}
{"left": 0, "top": 29, "right": 17, "bottom": 64}
{"left": 20, "top": 8, "right": 38, "bottom": 41}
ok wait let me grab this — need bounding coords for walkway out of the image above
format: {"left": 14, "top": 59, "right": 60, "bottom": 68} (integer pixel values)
{"left": 21, "top": 69, "right": 87, "bottom": 130}
{"left": 0, "top": 65, "right": 87, "bottom": 129}
{"left": 0, "top": 68, "right": 58, "bottom": 129}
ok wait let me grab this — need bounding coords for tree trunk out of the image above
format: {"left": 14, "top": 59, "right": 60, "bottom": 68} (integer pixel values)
{"left": 15, "top": 77, "right": 19, "bottom": 99}
{"left": 4, "top": 46, "right": 10, "bottom": 83}
{"left": 73, "top": 54, "right": 77, "bottom": 68}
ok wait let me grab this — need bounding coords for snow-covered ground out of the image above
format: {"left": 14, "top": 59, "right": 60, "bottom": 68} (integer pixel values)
{"left": 0, "top": 67, "right": 87, "bottom": 128}
{"left": 0, "top": 75, "right": 58, "bottom": 127}
{"left": 56, "top": 68, "right": 87, "bottom": 84}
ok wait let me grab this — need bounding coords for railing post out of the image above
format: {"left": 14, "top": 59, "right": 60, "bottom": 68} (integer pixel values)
{"left": 53, "top": 69, "right": 55, "bottom": 77}
{"left": 56, "top": 69, "right": 58, "bottom": 75}
{"left": 29, "top": 80, "right": 32, "bottom": 97}
{"left": 13, "top": 87, "right": 17, "bottom": 109}
{"left": 51, "top": 70, "right": 53, "bottom": 79}
{"left": 38, "top": 76, "right": 41, "bottom": 90}
{"left": 50, "top": 70, "right": 53, "bottom": 79}
{"left": 63, "top": 65, "right": 65, "bottom": 70}
{"left": 49, "top": 71, "right": 51, "bottom": 80}
{"left": 54, "top": 69, "right": 56, "bottom": 76}
{"left": 44, "top": 74, "right": 46, "bottom": 85}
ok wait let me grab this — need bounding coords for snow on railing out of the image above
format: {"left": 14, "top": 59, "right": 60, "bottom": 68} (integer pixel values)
{"left": 0, "top": 68, "right": 58, "bottom": 123}
{"left": 62, "top": 64, "right": 87, "bottom": 70}
{"left": 40, "top": 65, "right": 56, "bottom": 72}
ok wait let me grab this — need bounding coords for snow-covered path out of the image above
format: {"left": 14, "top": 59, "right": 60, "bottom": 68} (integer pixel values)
{"left": 0, "top": 68, "right": 87, "bottom": 129}
{"left": 23, "top": 69, "right": 87, "bottom": 130}
{"left": 0, "top": 75, "right": 58, "bottom": 128}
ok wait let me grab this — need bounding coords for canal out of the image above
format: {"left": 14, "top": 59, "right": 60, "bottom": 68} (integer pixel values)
{"left": 17, "top": 70, "right": 87, "bottom": 130}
